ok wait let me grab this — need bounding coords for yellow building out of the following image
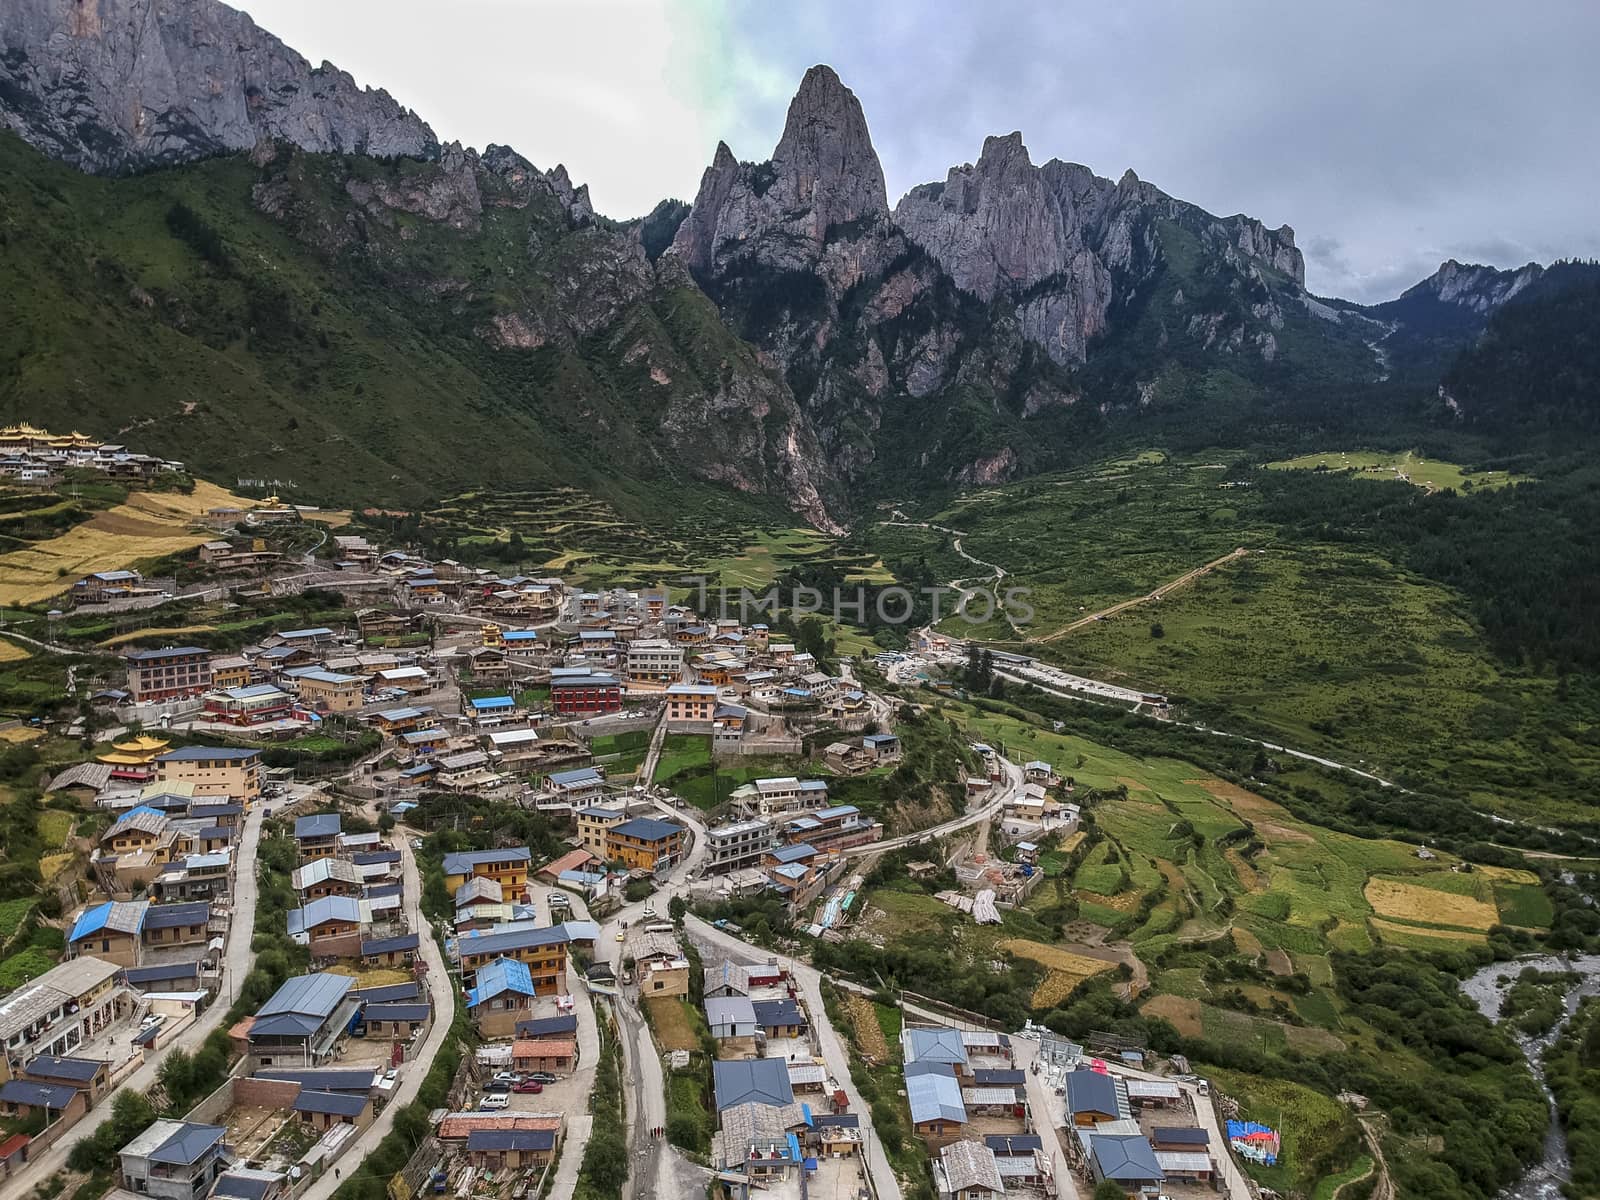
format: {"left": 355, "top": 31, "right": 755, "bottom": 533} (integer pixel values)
{"left": 481, "top": 624, "right": 504, "bottom": 649}
{"left": 604, "top": 817, "right": 685, "bottom": 871}
{"left": 209, "top": 656, "right": 252, "bottom": 690}
{"left": 154, "top": 746, "right": 262, "bottom": 802}
{"left": 665, "top": 683, "right": 718, "bottom": 724}
{"left": 297, "top": 670, "right": 365, "bottom": 713}
{"left": 575, "top": 806, "right": 627, "bottom": 857}
{"left": 442, "top": 848, "right": 533, "bottom": 899}
{"left": 458, "top": 927, "right": 568, "bottom": 995}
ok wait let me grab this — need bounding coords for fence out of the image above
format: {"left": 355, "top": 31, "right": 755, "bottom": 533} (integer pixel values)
{"left": 898, "top": 990, "right": 1005, "bottom": 1033}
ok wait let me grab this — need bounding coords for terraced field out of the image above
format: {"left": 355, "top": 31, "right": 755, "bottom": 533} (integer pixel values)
{"left": 936, "top": 702, "right": 1549, "bottom": 1055}
{"left": 420, "top": 486, "right": 891, "bottom": 590}
{"left": 0, "top": 478, "right": 249, "bottom": 604}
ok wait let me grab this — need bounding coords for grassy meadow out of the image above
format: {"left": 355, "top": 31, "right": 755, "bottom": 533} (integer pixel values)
{"left": 873, "top": 454, "right": 1595, "bottom": 821}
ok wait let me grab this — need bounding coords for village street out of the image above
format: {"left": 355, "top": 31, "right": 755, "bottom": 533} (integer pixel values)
{"left": 298, "top": 835, "right": 452, "bottom": 1200}
{"left": 4, "top": 803, "right": 264, "bottom": 1192}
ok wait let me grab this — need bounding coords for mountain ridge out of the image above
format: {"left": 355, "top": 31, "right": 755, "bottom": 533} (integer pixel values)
{"left": 0, "top": 0, "right": 1589, "bottom": 526}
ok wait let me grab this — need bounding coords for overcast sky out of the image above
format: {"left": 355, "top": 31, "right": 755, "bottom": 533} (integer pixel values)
{"left": 240, "top": 0, "right": 1599, "bottom": 303}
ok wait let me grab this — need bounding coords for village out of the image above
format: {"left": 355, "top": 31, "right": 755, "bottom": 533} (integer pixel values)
{"left": 0, "top": 428, "right": 1263, "bottom": 1200}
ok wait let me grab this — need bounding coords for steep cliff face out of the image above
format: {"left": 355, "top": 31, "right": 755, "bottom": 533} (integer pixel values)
{"left": 0, "top": 0, "right": 439, "bottom": 173}
{"left": 671, "top": 65, "right": 890, "bottom": 284}
{"left": 894, "top": 131, "right": 1303, "bottom": 367}
{"left": 670, "top": 71, "right": 1341, "bottom": 489}
{"left": 1390, "top": 259, "right": 1545, "bottom": 315}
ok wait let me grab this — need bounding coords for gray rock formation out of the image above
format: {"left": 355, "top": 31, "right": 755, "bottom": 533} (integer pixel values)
{"left": 1400, "top": 258, "right": 1544, "bottom": 314}
{"left": 670, "top": 64, "right": 888, "bottom": 280}
{"left": 894, "top": 131, "right": 1304, "bottom": 365}
{"left": 0, "top": 0, "right": 439, "bottom": 173}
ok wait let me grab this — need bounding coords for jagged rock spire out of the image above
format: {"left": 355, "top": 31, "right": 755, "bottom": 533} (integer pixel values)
{"left": 670, "top": 65, "right": 888, "bottom": 276}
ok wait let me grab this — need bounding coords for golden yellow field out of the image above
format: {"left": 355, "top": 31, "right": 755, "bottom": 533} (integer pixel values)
{"left": 0, "top": 726, "right": 44, "bottom": 744}
{"left": 1141, "top": 993, "right": 1203, "bottom": 1037}
{"left": 0, "top": 480, "right": 249, "bottom": 604}
{"left": 645, "top": 997, "right": 701, "bottom": 1052}
{"left": 1369, "top": 917, "right": 1487, "bottom": 945}
{"left": 0, "top": 639, "right": 30, "bottom": 663}
{"left": 40, "top": 852, "right": 74, "bottom": 882}
{"left": 1364, "top": 877, "right": 1499, "bottom": 931}
{"left": 1001, "top": 938, "right": 1118, "bottom": 1007}
{"left": 325, "top": 964, "right": 411, "bottom": 986}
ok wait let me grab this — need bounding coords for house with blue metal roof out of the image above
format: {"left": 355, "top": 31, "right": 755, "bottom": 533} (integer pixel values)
{"left": 902, "top": 1027, "right": 970, "bottom": 1071}
{"left": 258, "top": 1068, "right": 377, "bottom": 1094}
{"left": 67, "top": 900, "right": 147, "bottom": 967}
{"left": 0, "top": 1078, "right": 83, "bottom": 1120}
{"left": 466, "top": 1127, "right": 558, "bottom": 1170}
{"left": 1086, "top": 1131, "right": 1165, "bottom": 1190}
{"left": 292, "top": 1088, "right": 372, "bottom": 1130}
{"left": 247, "top": 973, "right": 358, "bottom": 1067}
{"left": 23, "top": 1054, "right": 110, "bottom": 1100}
{"left": 905, "top": 1066, "right": 967, "bottom": 1137}
{"left": 1066, "top": 1068, "right": 1127, "bottom": 1125}
{"left": 713, "top": 1057, "right": 795, "bottom": 1111}
{"left": 604, "top": 817, "right": 686, "bottom": 871}
{"left": 119, "top": 1119, "right": 230, "bottom": 1200}
{"left": 213, "top": 1167, "right": 289, "bottom": 1200}
{"left": 466, "top": 957, "right": 538, "bottom": 1036}
{"left": 293, "top": 812, "right": 341, "bottom": 851}
{"left": 286, "top": 895, "right": 362, "bottom": 956}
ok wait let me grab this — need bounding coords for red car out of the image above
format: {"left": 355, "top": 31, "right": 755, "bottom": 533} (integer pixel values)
{"left": 512, "top": 1079, "right": 544, "bottom": 1094}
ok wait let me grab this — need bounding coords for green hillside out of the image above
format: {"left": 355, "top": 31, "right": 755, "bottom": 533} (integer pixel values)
{"left": 0, "top": 133, "right": 820, "bottom": 525}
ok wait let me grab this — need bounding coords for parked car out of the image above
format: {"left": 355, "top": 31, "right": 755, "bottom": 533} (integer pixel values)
{"left": 526, "top": 1072, "right": 558, "bottom": 1085}
{"left": 641, "top": 906, "right": 656, "bottom": 919}
{"left": 512, "top": 1079, "right": 544, "bottom": 1094}
{"left": 491, "top": 1071, "right": 520, "bottom": 1085}
{"left": 478, "top": 1093, "right": 511, "bottom": 1110}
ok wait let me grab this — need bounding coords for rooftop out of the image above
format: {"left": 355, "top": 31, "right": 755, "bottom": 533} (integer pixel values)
{"left": 155, "top": 746, "right": 260, "bottom": 763}
{"left": 713, "top": 1057, "right": 795, "bottom": 1111}
{"left": 609, "top": 817, "right": 681, "bottom": 843}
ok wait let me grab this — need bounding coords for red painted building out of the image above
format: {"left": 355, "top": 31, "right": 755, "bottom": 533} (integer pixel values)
{"left": 549, "top": 674, "right": 622, "bottom": 717}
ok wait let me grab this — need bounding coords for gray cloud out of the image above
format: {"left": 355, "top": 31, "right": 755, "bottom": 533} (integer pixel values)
{"left": 239, "top": 0, "right": 1600, "bottom": 303}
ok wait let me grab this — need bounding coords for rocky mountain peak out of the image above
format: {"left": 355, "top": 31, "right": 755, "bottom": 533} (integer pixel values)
{"left": 0, "top": 0, "right": 439, "bottom": 174}
{"left": 768, "top": 64, "right": 888, "bottom": 230}
{"left": 669, "top": 65, "right": 888, "bottom": 280}
{"left": 1408, "top": 258, "right": 1544, "bottom": 313}
{"left": 894, "top": 129, "right": 1070, "bottom": 303}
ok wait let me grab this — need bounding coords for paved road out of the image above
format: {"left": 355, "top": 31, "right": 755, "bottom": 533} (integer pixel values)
{"left": 300, "top": 835, "right": 452, "bottom": 1200}
{"left": 1010, "top": 1039, "right": 1081, "bottom": 1200}
{"left": 846, "top": 752, "right": 1022, "bottom": 857}
{"left": 8, "top": 804, "right": 263, "bottom": 1190}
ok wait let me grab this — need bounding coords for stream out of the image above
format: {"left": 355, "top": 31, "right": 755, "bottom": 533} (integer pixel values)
{"left": 1460, "top": 954, "right": 1600, "bottom": 1198}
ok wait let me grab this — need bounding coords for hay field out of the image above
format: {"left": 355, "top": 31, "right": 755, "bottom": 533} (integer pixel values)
{"left": 1364, "top": 877, "right": 1499, "bottom": 931}
{"left": 646, "top": 998, "right": 701, "bottom": 1052}
{"left": 0, "top": 639, "right": 31, "bottom": 663}
{"left": 1369, "top": 917, "right": 1487, "bottom": 947}
{"left": 1141, "top": 993, "right": 1203, "bottom": 1037}
{"left": 1000, "top": 938, "right": 1118, "bottom": 1007}
{"left": 0, "top": 480, "right": 248, "bottom": 604}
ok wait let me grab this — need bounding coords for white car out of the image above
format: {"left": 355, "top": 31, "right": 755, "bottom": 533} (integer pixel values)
{"left": 642, "top": 906, "right": 657, "bottom": 919}
{"left": 478, "top": 1093, "right": 511, "bottom": 1111}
